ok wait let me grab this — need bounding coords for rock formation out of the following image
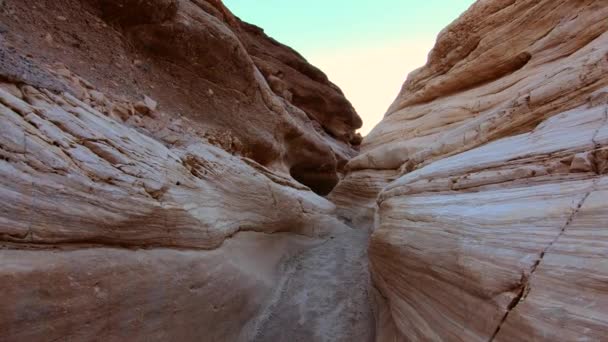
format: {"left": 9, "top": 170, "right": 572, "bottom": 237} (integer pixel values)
{"left": 2, "top": 0, "right": 608, "bottom": 341}
{"left": 339, "top": 0, "right": 608, "bottom": 340}
{"left": 2, "top": 0, "right": 362, "bottom": 196}
{"left": 0, "top": 0, "right": 372, "bottom": 341}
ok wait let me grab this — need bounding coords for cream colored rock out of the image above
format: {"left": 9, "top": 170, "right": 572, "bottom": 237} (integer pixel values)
{"left": 2, "top": 0, "right": 363, "bottom": 196}
{"left": 351, "top": 0, "right": 608, "bottom": 172}
{"left": 329, "top": 169, "right": 398, "bottom": 229}
{"left": 493, "top": 178, "right": 608, "bottom": 341}
{"left": 356, "top": 0, "right": 608, "bottom": 341}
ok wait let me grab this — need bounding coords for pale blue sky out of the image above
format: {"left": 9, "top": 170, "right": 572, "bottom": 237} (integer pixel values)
{"left": 224, "top": 0, "right": 476, "bottom": 134}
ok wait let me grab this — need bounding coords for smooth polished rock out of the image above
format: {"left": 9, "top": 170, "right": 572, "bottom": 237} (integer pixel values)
{"left": 357, "top": 0, "right": 608, "bottom": 340}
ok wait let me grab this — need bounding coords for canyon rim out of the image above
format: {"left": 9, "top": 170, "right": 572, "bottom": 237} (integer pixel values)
{"left": 1, "top": 0, "right": 607, "bottom": 341}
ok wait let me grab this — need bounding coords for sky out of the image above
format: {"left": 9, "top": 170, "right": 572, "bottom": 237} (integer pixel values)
{"left": 224, "top": 0, "right": 476, "bottom": 135}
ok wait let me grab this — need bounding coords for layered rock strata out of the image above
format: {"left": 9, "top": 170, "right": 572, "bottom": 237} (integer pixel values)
{"left": 1, "top": 0, "right": 362, "bottom": 195}
{"left": 350, "top": 0, "right": 608, "bottom": 340}
{"left": 0, "top": 0, "right": 372, "bottom": 341}
{"left": 0, "top": 60, "right": 375, "bottom": 342}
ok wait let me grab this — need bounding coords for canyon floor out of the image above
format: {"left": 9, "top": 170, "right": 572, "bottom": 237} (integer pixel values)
{"left": 249, "top": 229, "right": 373, "bottom": 342}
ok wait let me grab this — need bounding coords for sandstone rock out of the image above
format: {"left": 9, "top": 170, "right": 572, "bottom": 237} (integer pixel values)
{"left": 351, "top": 0, "right": 608, "bottom": 172}
{"left": 2, "top": 232, "right": 316, "bottom": 341}
{"left": 0, "top": 81, "right": 22, "bottom": 98}
{"left": 0, "top": 84, "right": 346, "bottom": 249}
{"left": 91, "top": 0, "right": 179, "bottom": 27}
{"left": 570, "top": 151, "right": 594, "bottom": 173}
{"left": 199, "top": 0, "right": 362, "bottom": 144}
{"left": 329, "top": 169, "right": 398, "bottom": 229}
{"left": 0, "top": 1, "right": 372, "bottom": 340}
{"left": 594, "top": 147, "right": 608, "bottom": 174}
{"left": 134, "top": 95, "right": 157, "bottom": 116}
{"left": 1, "top": 0, "right": 361, "bottom": 195}
{"left": 0, "top": 70, "right": 372, "bottom": 341}
{"left": 354, "top": 0, "right": 608, "bottom": 340}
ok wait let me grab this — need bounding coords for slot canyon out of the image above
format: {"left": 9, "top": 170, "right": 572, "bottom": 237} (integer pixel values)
{"left": 0, "top": 0, "right": 607, "bottom": 341}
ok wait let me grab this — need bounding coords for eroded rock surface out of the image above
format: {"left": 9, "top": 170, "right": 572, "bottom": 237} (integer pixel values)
{"left": 0, "top": 0, "right": 362, "bottom": 195}
{"left": 0, "top": 0, "right": 372, "bottom": 341}
{"left": 0, "top": 64, "right": 374, "bottom": 341}
{"left": 2, "top": 0, "right": 608, "bottom": 341}
{"left": 347, "top": 0, "right": 608, "bottom": 340}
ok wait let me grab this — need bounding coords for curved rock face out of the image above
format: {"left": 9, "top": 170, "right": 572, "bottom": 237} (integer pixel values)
{"left": 1, "top": 0, "right": 361, "bottom": 196}
{"left": 0, "top": 0, "right": 373, "bottom": 341}
{"left": 0, "top": 53, "right": 374, "bottom": 342}
{"left": 354, "top": 0, "right": 608, "bottom": 340}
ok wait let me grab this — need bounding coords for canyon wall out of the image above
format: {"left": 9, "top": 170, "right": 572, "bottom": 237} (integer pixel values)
{"left": 343, "top": 0, "right": 608, "bottom": 340}
{"left": 0, "top": 0, "right": 373, "bottom": 341}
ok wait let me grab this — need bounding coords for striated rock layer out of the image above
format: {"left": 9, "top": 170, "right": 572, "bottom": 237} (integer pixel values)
{"left": 0, "top": 0, "right": 373, "bottom": 341}
{"left": 348, "top": 0, "right": 608, "bottom": 340}
{"left": 1, "top": 0, "right": 362, "bottom": 196}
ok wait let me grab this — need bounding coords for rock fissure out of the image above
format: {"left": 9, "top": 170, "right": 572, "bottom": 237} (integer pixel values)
{"left": 488, "top": 282, "right": 526, "bottom": 342}
{"left": 488, "top": 180, "right": 597, "bottom": 342}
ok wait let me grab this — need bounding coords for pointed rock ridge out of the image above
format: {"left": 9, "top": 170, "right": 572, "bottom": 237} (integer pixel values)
{"left": 203, "top": 0, "right": 363, "bottom": 144}
{"left": 333, "top": 0, "right": 608, "bottom": 340}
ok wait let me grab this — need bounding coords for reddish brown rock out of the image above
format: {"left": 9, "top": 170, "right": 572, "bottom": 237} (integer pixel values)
{"left": 0, "top": 56, "right": 373, "bottom": 342}
{"left": 0, "top": 0, "right": 361, "bottom": 195}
